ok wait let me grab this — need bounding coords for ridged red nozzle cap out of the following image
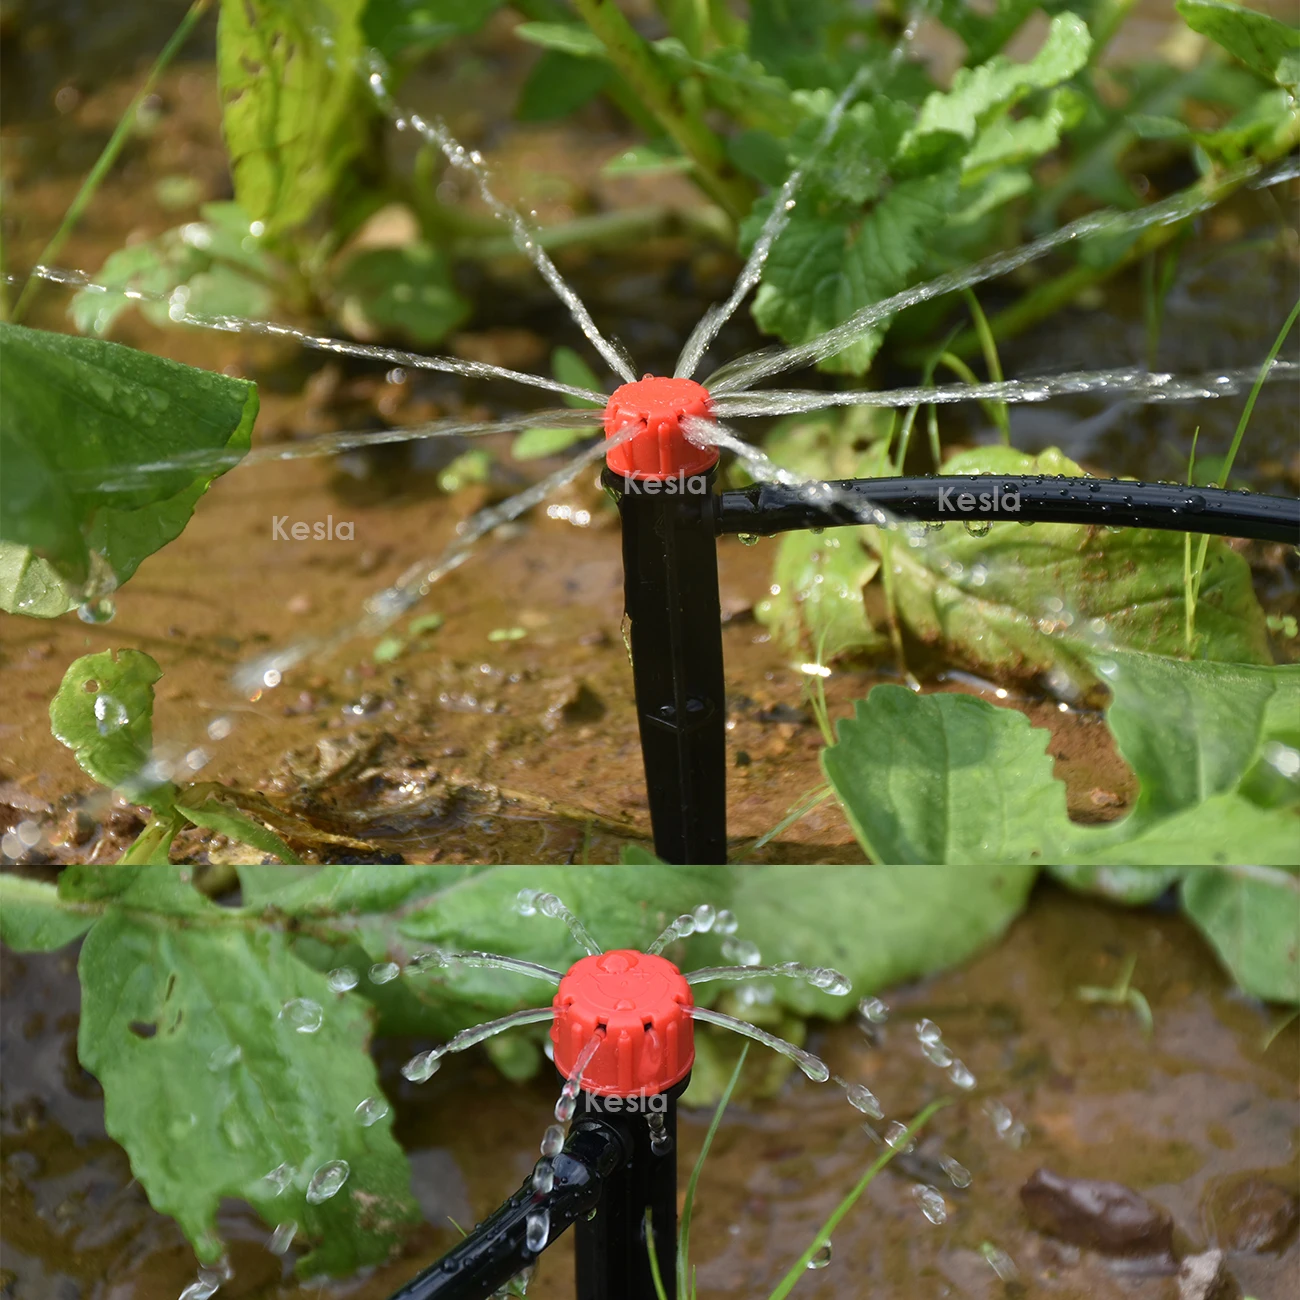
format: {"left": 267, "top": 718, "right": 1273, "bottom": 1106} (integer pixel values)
{"left": 603, "top": 375, "right": 718, "bottom": 480}
{"left": 551, "top": 949, "right": 695, "bottom": 1096}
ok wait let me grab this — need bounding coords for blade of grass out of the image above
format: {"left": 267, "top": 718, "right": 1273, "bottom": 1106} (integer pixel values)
{"left": 678, "top": 1043, "right": 750, "bottom": 1296}
{"left": 11, "top": 0, "right": 213, "bottom": 323}
{"left": 1190, "top": 298, "right": 1300, "bottom": 613}
{"left": 766, "top": 1096, "right": 952, "bottom": 1300}
{"left": 645, "top": 1207, "right": 670, "bottom": 1300}
{"left": 960, "top": 289, "right": 1010, "bottom": 444}
{"left": 1183, "top": 425, "right": 1200, "bottom": 655}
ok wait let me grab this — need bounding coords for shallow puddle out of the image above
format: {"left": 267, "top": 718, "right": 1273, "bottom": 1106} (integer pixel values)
{"left": 2, "top": 882, "right": 1297, "bottom": 1298}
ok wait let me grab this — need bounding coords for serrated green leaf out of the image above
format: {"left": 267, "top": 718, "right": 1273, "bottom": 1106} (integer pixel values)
{"left": 334, "top": 244, "right": 469, "bottom": 346}
{"left": 0, "top": 323, "right": 257, "bottom": 617}
{"left": 217, "top": 0, "right": 366, "bottom": 235}
{"left": 0, "top": 876, "right": 95, "bottom": 951}
{"left": 1176, "top": 0, "right": 1300, "bottom": 90}
{"left": 1181, "top": 867, "right": 1300, "bottom": 1002}
{"left": 822, "top": 686, "right": 1072, "bottom": 863}
{"left": 49, "top": 650, "right": 175, "bottom": 810}
{"left": 78, "top": 906, "right": 420, "bottom": 1273}
{"left": 882, "top": 447, "right": 1272, "bottom": 686}
{"left": 756, "top": 527, "right": 884, "bottom": 661}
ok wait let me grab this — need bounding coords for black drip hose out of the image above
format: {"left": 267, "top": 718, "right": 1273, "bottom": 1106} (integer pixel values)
{"left": 714, "top": 476, "right": 1300, "bottom": 543}
{"left": 387, "top": 1119, "right": 626, "bottom": 1300}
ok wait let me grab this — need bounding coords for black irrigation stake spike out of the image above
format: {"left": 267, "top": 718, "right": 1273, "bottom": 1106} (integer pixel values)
{"left": 715, "top": 475, "right": 1300, "bottom": 543}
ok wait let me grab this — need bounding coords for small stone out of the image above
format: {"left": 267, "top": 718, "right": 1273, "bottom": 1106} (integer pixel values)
{"left": 1204, "top": 1173, "right": 1299, "bottom": 1254}
{"left": 1177, "top": 1249, "right": 1241, "bottom": 1300}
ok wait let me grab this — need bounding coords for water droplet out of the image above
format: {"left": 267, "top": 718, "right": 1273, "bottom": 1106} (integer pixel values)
{"left": 980, "top": 1241, "right": 1019, "bottom": 1281}
{"left": 305, "top": 1159, "right": 349, "bottom": 1204}
{"left": 207, "top": 716, "right": 233, "bottom": 741}
{"left": 940, "top": 1155, "right": 971, "bottom": 1188}
{"left": 811, "top": 967, "right": 852, "bottom": 996}
{"left": 207, "top": 1044, "right": 241, "bottom": 1072}
{"left": 806, "top": 1241, "right": 832, "bottom": 1269}
{"left": 737, "top": 533, "right": 761, "bottom": 546}
{"left": 692, "top": 903, "right": 716, "bottom": 932}
{"left": 532, "top": 1160, "right": 554, "bottom": 1194}
{"left": 672, "top": 912, "right": 697, "bottom": 938}
{"left": 540, "top": 1124, "right": 565, "bottom": 1158}
{"left": 354, "top": 1096, "right": 390, "bottom": 1127}
{"left": 402, "top": 1051, "right": 440, "bottom": 1083}
{"left": 948, "top": 1059, "right": 976, "bottom": 1089}
{"left": 844, "top": 1083, "right": 882, "bottom": 1120}
{"left": 516, "top": 888, "right": 540, "bottom": 916}
{"left": 261, "top": 1162, "right": 294, "bottom": 1195}
{"left": 93, "top": 693, "right": 130, "bottom": 735}
{"left": 369, "top": 962, "right": 400, "bottom": 984}
{"left": 327, "top": 967, "right": 359, "bottom": 992}
{"left": 922, "top": 1040, "right": 954, "bottom": 1068}
{"left": 915, "top": 1018, "right": 942, "bottom": 1046}
{"left": 525, "top": 1208, "right": 550, "bottom": 1252}
{"left": 555, "top": 1094, "right": 577, "bottom": 1123}
{"left": 721, "top": 938, "right": 761, "bottom": 966}
{"left": 913, "top": 1184, "right": 947, "bottom": 1224}
{"left": 179, "top": 1281, "right": 218, "bottom": 1300}
{"left": 714, "top": 909, "right": 739, "bottom": 936}
{"left": 963, "top": 519, "right": 992, "bottom": 538}
{"left": 269, "top": 1221, "right": 297, "bottom": 1254}
{"left": 884, "top": 1121, "right": 915, "bottom": 1152}
{"left": 280, "top": 998, "right": 323, "bottom": 1033}
{"left": 858, "top": 996, "right": 889, "bottom": 1023}
{"left": 78, "top": 597, "right": 117, "bottom": 624}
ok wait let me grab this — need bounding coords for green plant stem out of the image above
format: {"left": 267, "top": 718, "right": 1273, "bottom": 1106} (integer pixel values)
{"left": 935, "top": 117, "right": 1300, "bottom": 362}
{"left": 569, "top": 0, "right": 754, "bottom": 223}
{"left": 959, "top": 288, "right": 1010, "bottom": 443}
{"left": 1183, "top": 425, "right": 1201, "bottom": 655}
{"left": 767, "top": 1097, "right": 951, "bottom": 1299}
{"left": 11, "top": 0, "right": 212, "bottom": 323}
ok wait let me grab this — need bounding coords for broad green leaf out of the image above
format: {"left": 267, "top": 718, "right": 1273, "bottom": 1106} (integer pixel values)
{"left": 217, "top": 0, "right": 366, "bottom": 235}
{"left": 883, "top": 447, "right": 1271, "bottom": 686}
{"left": 964, "top": 86, "right": 1086, "bottom": 175}
{"left": 511, "top": 426, "right": 593, "bottom": 460}
{"left": 514, "top": 21, "right": 607, "bottom": 59}
{"left": 822, "top": 686, "right": 1072, "bottom": 864}
{"left": 78, "top": 905, "right": 420, "bottom": 1273}
{"left": 1176, "top": 0, "right": 1300, "bottom": 90}
{"left": 236, "top": 864, "right": 478, "bottom": 912}
{"left": 1181, "top": 867, "right": 1300, "bottom": 1002}
{"left": 550, "top": 346, "right": 604, "bottom": 406}
{"left": 334, "top": 244, "right": 469, "bottom": 346}
{"left": 58, "top": 864, "right": 209, "bottom": 910}
{"left": 0, "top": 876, "right": 95, "bottom": 951}
{"left": 748, "top": 0, "right": 838, "bottom": 88}
{"left": 518, "top": 50, "right": 611, "bottom": 122}
{"left": 753, "top": 170, "right": 959, "bottom": 374}
{"left": 0, "top": 323, "right": 257, "bottom": 617}
{"left": 70, "top": 203, "right": 276, "bottom": 337}
{"left": 49, "top": 650, "right": 176, "bottom": 810}
{"left": 755, "top": 527, "right": 884, "bottom": 661}
{"left": 513, "top": 348, "right": 603, "bottom": 459}
{"left": 365, "top": 0, "right": 504, "bottom": 61}
{"left": 731, "top": 865, "right": 1038, "bottom": 1013}
{"left": 903, "top": 13, "right": 1092, "bottom": 155}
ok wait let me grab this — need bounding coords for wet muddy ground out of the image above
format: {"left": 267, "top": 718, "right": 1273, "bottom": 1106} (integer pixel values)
{"left": 2, "top": 23, "right": 1297, "bottom": 863}
{"left": 2, "top": 881, "right": 1297, "bottom": 1298}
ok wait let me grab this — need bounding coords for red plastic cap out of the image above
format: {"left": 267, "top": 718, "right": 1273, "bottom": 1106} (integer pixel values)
{"left": 603, "top": 376, "right": 718, "bottom": 480}
{"left": 551, "top": 950, "right": 695, "bottom": 1096}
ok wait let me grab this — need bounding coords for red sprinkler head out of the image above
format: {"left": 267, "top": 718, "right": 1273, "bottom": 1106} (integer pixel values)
{"left": 603, "top": 375, "right": 718, "bottom": 479}
{"left": 551, "top": 950, "right": 695, "bottom": 1096}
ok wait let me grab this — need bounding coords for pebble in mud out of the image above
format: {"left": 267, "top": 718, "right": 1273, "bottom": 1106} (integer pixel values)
{"left": 1019, "top": 1167, "right": 1176, "bottom": 1268}
{"left": 1177, "top": 1249, "right": 1241, "bottom": 1300}
{"left": 1203, "top": 1172, "right": 1299, "bottom": 1254}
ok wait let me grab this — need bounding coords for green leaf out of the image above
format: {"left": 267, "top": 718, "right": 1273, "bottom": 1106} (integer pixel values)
{"left": 1048, "top": 865, "right": 1185, "bottom": 903}
{"left": 551, "top": 346, "right": 604, "bottom": 406}
{"left": 822, "top": 686, "right": 1072, "bottom": 864}
{"left": 903, "top": 12, "right": 1092, "bottom": 156}
{"left": 334, "top": 244, "right": 470, "bottom": 346}
{"left": 601, "top": 142, "right": 692, "bottom": 177}
{"left": 511, "top": 426, "right": 592, "bottom": 460}
{"left": 77, "top": 905, "right": 420, "bottom": 1273}
{"left": 731, "top": 865, "right": 1037, "bottom": 1012}
{"left": 518, "top": 49, "right": 611, "bottom": 122}
{"left": 513, "top": 347, "right": 602, "bottom": 459}
{"left": 936, "top": 0, "right": 1042, "bottom": 66}
{"left": 755, "top": 527, "right": 884, "bottom": 661}
{"left": 177, "top": 791, "right": 297, "bottom": 864}
{"left": 882, "top": 447, "right": 1272, "bottom": 686}
{"left": 752, "top": 170, "right": 959, "bottom": 374}
{"left": 1176, "top": 0, "right": 1300, "bottom": 90}
{"left": 365, "top": 0, "right": 504, "bottom": 62}
{"left": 0, "top": 876, "right": 95, "bottom": 951}
{"left": 1181, "top": 867, "right": 1300, "bottom": 1002}
{"left": 49, "top": 650, "right": 176, "bottom": 810}
{"left": 514, "top": 21, "right": 608, "bottom": 60}
{"left": 217, "top": 0, "right": 366, "bottom": 235}
{"left": 748, "top": 0, "right": 838, "bottom": 88}
{"left": 0, "top": 322, "right": 257, "bottom": 617}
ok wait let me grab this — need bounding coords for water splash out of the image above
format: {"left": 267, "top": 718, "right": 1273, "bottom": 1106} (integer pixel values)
{"left": 912, "top": 1183, "right": 948, "bottom": 1224}
{"left": 364, "top": 56, "right": 634, "bottom": 385}
{"left": 689, "top": 1006, "right": 831, "bottom": 1081}
{"left": 645, "top": 912, "right": 697, "bottom": 955}
{"left": 402, "top": 1006, "right": 555, "bottom": 1085}
{"left": 708, "top": 359, "right": 1298, "bottom": 418}
{"left": 25, "top": 265, "right": 608, "bottom": 403}
{"left": 518, "top": 889, "right": 602, "bottom": 956}
{"left": 554, "top": 1029, "right": 605, "bottom": 1124}
{"left": 524, "top": 1207, "right": 550, "bottom": 1253}
{"left": 305, "top": 1158, "right": 350, "bottom": 1204}
{"left": 414, "top": 948, "right": 564, "bottom": 985}
{"left": 858, "top": 996, "right": 889, "bottom": 1024}
{"left": 687, "top": 961, "right": 852, "bottom": 995}
{"left": 706, "top": 157, "right": 1300, "bottom": 393}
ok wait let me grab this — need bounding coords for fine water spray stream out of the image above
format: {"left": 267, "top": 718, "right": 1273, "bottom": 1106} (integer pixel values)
{"left": 11, "top": 53, "right": 1298, "bottom": 868}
